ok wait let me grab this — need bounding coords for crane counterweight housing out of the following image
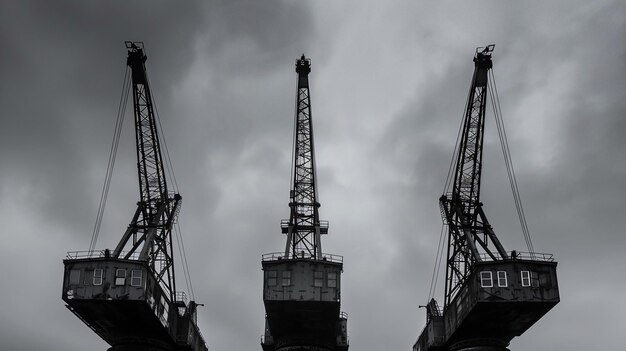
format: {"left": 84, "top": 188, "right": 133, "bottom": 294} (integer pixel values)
{"left": 414, "top": 45, "right": 559, "bottom": 351}
{"left": 261, "top": 55, "right": 349, "bottom": 351}
{"left": 62, "top": 42, "right": 207, "bottom": 351}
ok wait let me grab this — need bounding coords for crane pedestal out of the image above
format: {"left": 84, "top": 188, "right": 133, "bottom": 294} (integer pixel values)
{"left": 261, "top": 255, "right": 348, "bottom": 351}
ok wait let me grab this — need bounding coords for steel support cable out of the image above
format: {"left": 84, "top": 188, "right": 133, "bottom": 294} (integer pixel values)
{"left": 174, "top": 222, "right": 195, "bottom": 300}
{"left": 89, "top": 68, "right": 131, "bottom": 252}
{"left": 146, "top": 73, "right": 197, "bottom": 299}
{"left": 428, "top": 223, "right": 448, "bottom": 301}
{"left": 489, "top": 77, "right": 530, "bottom": 253}
{"left": 490, "top": 76, "right": 534, "bottom": 255}
{"left": 432, "top": 76, "right": 476, "bottom": 303}
{"left": 147, "top": 74, "right": 180, "bottom": 193}
{"left": 289, "top": 84, "right": 304, "bottom": 203}
{"left": 443, "top": 82, "right": 475, "bottom": 193}
{"left": 487, "top": 70, "right": 535, "bottom": 256}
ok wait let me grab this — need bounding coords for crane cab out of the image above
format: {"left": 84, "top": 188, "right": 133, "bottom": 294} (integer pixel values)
{"left": 261, "top": 254, "right": 348, "bottom": 351}
{"left": 443, "top": 253, "right": 559, "bottom": 350}
{"left": 415, "top": 253, "right": 559, "bottom": 351}
{"left": 62, "top": 251, "right": 207, "bottom": 351}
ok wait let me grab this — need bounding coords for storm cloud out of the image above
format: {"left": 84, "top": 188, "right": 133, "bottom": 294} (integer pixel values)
{"left": 0, "top": 1, "right": 624, "bottom": 351}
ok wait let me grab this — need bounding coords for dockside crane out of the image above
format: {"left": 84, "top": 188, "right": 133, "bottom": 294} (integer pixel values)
{"left": 414, "top": 45, "right": 559, "bottom": 351}
{"left": 261, "top": 55, "right": 349, "bottom": 351}
{"left": 62, "top": 42, "right": 207, "bottom": 351}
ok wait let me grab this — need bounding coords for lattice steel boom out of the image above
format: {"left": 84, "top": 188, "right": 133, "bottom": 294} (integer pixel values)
{"left": 112, "top": 41, "right": 179, "bottom": 303}
{"left": 282, "top": 54, "right": 327, "bottom": 260}
{"left": 441, "top": 44, "right": 508, "bottom": 307}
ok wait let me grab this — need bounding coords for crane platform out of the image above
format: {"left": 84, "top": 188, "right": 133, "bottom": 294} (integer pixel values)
{"left": 261, "top": 255, "right": 348, "bottom": 351}
{"left": 62, "top": 250, "right": 206, "bottom": 351}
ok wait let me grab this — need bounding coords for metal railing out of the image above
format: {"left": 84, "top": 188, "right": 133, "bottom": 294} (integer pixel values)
{"left": 477, "top": 251, "right": 554, "bottom": 262}
{"left": 261, "top": 252, "right": 343, "bottom": 263}
{"left": 65, "top": 250, "right": 142, "bottom": 260}
{"left": 176, "top": 291, "right": 188, "bottom": 304}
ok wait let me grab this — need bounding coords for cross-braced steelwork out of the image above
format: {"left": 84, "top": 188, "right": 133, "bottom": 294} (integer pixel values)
{"left": 111, "top": 41, "right": 179, "bottom": 303}
{"left": 414, "top": 45, "right": 559, "bottom": 351}
{"left": 442, "top": 45, "right": 508, "bottom": 307}
{"left": 282, "top": 55, "right": 327, "bottom": 260}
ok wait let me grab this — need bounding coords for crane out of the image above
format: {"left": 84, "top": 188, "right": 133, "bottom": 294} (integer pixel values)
{"left": 62, "top": 42, "right": 207, "bottom": 351}
{"left": 261, "top": 55, "right": 349, "bottom": 351}
{"left": 414, "top": 45, "right": 559, "bottom": 351}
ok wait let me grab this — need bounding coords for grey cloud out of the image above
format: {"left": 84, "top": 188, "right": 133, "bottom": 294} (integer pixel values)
{"left": 1, "top": 1, "right": 625, "bottom": 351}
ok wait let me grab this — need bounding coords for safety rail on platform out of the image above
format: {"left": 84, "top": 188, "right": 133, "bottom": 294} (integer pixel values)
{"left": 477, "top": 251, "right": 555, "bottom": 262}
{"left": 65, "top": 250, "right": 142, "bottom": 260}
{"left": 261, "top": 252, "right": 343, "bottom": 263}
{"left": 175, "top": 291, "right": 188, "bottom": 305}
{"left": 430, "top": 307, "right": 444, "bottom": 317}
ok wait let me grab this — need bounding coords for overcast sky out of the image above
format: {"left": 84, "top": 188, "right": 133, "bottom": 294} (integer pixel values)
{"left": 1, "top": 1, "right": 625, "bottom": 350}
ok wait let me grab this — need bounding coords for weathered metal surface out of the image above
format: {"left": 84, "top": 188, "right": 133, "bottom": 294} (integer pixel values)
{"left": 262, "top": 259, "right": 342, "bottom": 302}
{"left": 63, "top": 257, "right": 206, "bottom": 351}
{"left": 262, "top": 259, "right": 347, "bottom": 351}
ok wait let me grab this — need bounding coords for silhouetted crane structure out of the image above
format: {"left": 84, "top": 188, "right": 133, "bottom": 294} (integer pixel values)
{"left": 261, "top": 55, "right": 349, "bottom": 351}
{"left": 62, "top": 42, "right": 207, "bottom": 351}
{"left": 414, "top": 45, "right": 559, "bottom": 351}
